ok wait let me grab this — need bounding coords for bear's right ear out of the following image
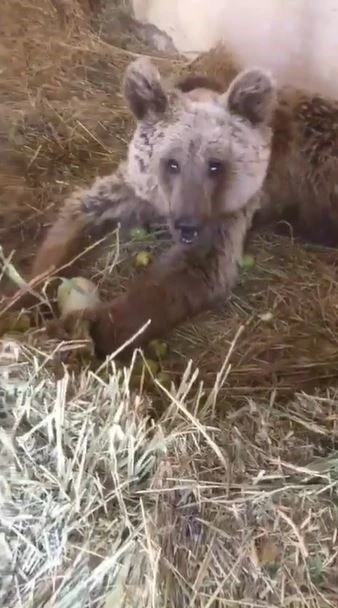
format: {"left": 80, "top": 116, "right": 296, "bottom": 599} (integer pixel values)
{"left": 123, "top": 57, "right": 168, "bottom": 120}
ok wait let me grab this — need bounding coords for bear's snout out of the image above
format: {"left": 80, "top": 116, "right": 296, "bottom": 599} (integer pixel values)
{"left": 174, "top": 216, "right": 201, "bottom": 244}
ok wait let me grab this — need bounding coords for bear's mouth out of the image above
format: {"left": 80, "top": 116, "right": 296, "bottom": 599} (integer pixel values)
{"left": 180, "top": 227, "right": 200, "bottom": 245}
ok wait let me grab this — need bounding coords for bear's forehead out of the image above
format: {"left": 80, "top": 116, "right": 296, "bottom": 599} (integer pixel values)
{"left": 160, "top": 104, "right": 234, "bottom": 153}
{"left": 178, "top": 100, "right": 229, "bottom": 127}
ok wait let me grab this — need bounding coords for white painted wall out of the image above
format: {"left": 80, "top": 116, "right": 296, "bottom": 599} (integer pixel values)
{"left": 132, "top": 0, "right": 338, "bottom": 98}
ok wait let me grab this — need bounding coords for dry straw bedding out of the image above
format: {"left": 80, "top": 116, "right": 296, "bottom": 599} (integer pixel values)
{"left": 1, "top": 1, "right": 338, "bottom": 606}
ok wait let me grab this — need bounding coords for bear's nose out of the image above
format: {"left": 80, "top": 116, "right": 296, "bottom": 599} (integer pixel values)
{"left": 174, "top": 217, "right": 201, "bottom": 244}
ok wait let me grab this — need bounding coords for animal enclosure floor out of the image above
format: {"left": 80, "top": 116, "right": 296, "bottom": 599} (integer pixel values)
{"left": 2, "top": 1, "right": 338, "bottom": 607}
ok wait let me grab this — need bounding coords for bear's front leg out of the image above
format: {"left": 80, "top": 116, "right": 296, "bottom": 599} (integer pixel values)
{"left": 30, "top": 163, "right": 157, "bottom": 281}
{"left": 6, "top": 163, "right": 158, "bottom": 313}
{"left": 81, "top": 206, "right": 255, "bottom": 358}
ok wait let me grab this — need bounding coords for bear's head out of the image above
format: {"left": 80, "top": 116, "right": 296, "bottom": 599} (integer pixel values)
{"left": 123, "top": 57, "right": 276, "bottom": 245}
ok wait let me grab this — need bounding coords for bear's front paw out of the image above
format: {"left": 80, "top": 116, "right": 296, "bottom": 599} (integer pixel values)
{"left": 46, "top": 303, "right": 121, "bottom": 360}
{"left": 50, "top": 297, "right": 148, "bottom": 361}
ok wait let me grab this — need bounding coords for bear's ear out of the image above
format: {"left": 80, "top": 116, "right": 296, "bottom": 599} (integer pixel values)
{"left": 223, "top": 68, "right": 276, "bottom": 126}
{"left": 123, "top": 57, "right": 168, "bottom": 120}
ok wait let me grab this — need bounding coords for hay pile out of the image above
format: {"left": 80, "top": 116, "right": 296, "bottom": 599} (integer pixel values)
{"left": 2, "top": 1, "right": 338, "bottom": 606}
{"left": 2, "top": 339, "right": 338, "bottom": 607}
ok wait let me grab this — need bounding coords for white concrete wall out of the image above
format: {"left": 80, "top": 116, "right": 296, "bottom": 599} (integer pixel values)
{"left": 132, "top": 0, "right": 338, "bottom": 98}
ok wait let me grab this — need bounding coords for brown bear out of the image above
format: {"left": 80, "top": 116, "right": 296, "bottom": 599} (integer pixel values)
{"left": 13, "top": 45, "right": 338, "bottom": 357}
{"left": 20, "top": 55, "right": 275, "bottom": 357}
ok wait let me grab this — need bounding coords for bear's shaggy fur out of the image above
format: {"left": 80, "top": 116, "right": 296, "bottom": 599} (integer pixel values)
{"left": 23, "top": 56, "right": 275, "bottom": 356}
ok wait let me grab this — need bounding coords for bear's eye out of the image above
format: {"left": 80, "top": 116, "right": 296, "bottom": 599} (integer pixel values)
{"left": 166, "top": 158, "right": 180, "bottom": 174}
{"left": 208, "top": 160, "right": 224, "bottom": 176}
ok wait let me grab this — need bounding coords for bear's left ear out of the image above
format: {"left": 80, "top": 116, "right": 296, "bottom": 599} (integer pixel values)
{"left": 123, "top": 57, "right": 168, "bottom": 120}
{"left": 222, "top": 68, "right": 276, "bottom": 126}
